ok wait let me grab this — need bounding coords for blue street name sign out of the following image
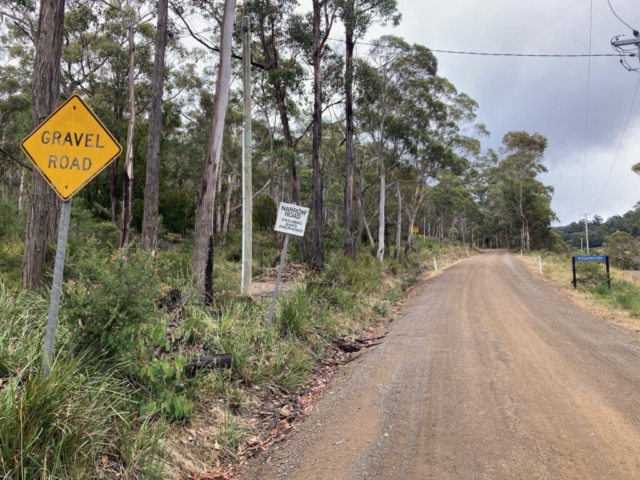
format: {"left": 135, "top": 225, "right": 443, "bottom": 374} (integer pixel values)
{"left": 574, "top": 255, "right": 607, "bottom": 262}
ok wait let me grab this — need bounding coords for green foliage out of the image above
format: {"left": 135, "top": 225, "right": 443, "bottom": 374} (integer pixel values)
{"left": 323, "top": 252, "right": 384, "bottom": 294}
{"left": 0, "top": 285, "right": 49, "bottom": 376}
{"left": 253, "top": 195, "right": 277, "bottom": 232}
{"left": 593, "top": 279, "right": 640, "bottom": 317}
{"left": 0, "top": 201, "right": 23, "bottom": 240}
{"left": 0, "top": 285, "right": 165, "bottom": 479}
{"left": 555, "top": 210, "right": 640, "bottom": 249}
{"left": 0, "top": 361, "right": 111, "bottom": 478}
{"left": 63, "top": 245, "right": 192, "bottom": 419}
{"left": 575, "top": 262, "right": 609, "bottom": 288}
{"left": 604, "top": 231, "right": 639, "bottom": 270}
{"left": 159, "top": 187, "right": 196, "bottom": 235}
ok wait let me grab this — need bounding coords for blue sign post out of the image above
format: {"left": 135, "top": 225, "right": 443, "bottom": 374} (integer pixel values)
{"left": 572, "top": 255, "right": 610, "bottom": 289}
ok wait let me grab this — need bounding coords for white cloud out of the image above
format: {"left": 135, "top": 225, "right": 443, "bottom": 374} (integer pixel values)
{"left": 368, "top": 0, "right": 640, "bottom": 224}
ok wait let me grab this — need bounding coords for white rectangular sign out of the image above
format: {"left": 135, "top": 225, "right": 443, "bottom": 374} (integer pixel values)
{"left": 274, "top": 202, "right": 309, "bottom": 237}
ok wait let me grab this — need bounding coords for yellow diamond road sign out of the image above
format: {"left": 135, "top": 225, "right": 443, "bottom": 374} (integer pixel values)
{"left": 21, "top": 94, "right": 122, "bottom": 201}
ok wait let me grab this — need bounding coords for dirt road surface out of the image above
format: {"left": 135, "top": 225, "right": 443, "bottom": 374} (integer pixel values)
{"left": 237, "top": 251, "right": 640, "bottom": 479}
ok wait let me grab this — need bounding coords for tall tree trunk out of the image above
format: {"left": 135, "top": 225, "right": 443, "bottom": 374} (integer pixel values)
{"left": 258, "top": 17, "right": 307, "bottom": 262}
{"left": 109, "top": 159, "right": 120, "bottom": 223}
{"left": 110, "top": 104, "right": 123, "bottom": 224}
{"left": 17, "top": 167, "right": 26, "bottom": 216}
{"left": 192, "top": 0, "right": 237, "bottom": 301}
{"left": 343, "top": 3, "right": 355, "bottom": 259}
{"left": 405, "top": 209, "right": 418, "bottom": 256}
{"left": 377, "top": 169, "right": 386, "bottom": 260}
{"left": 215, "top": 170, "right": 223, "bottom": 234}
{"left": 222, "top": 172, "right": 235, "bottom": 235}
{"left": 141, "top": 0, "right": 169, "bottom": 251}
{"left": 393, "top": 180, "right": 401, "bottom": 260}
{"left": 120, "top": 24, "right": 136, "bottom": 248}
{"left": 311, "top": 0, "right": 324, "bottom": 271}
{"left": 21, "top": 0, "right": 65, "bottom": 289}
{"left": 275, "top": 87, "right": 305, "bottom": 262}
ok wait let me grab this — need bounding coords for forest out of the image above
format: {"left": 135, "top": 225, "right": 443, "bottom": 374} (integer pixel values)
{"left": 0, "top": 0, "right": 560, "bottom": 292}
{"left": 555, "top": 210, "right": 640, "bottom": 250}
{"left": 0, "top": 0, "right": 561, "bottom": 477}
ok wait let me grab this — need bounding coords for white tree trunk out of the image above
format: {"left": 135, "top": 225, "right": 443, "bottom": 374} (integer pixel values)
{"left": 192, "top": 0, "right": 237, "bottom": 300}
{"left": 215, "top": 168, "right": 223, "bottom": 233}
{"left": 393, "top": 180, "right": 401, "bottom": 260}
{"left": 18, "top": 167, "right": 26, "bottom": 215}
{"left": 377, "top": 170, "right": 386, "bottom": 260}
{"left": 222, "top": 171, "right": 236, "bottom": 235}
{"left": 120, "top": 23, "right": 136, "bottom": 248}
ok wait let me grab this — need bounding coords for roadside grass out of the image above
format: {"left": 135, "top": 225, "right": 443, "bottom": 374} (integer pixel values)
{"left": 0, "top": 198, "right": 474, "bottom": 478}
{"left": 520, "top": 251, "right": 640, "bottom": 331}
{"left": 0, "top": 286, "right": 166, "bottom": 479}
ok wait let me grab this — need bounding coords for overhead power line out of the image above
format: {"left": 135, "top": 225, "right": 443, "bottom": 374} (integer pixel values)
{"left": 327, "top": 37, "right": 623, "bottom": 57}
{"left": 590, "top": 76, "right": 640, "bottom": 215}
{"left": 175, "top": 29, "right": 626, "bottom": 58}
{"left": 417, "top": 49, "right": 620, "bottom": 58}
{"left": 607, "top": 0, "right": 638, "bottom": 33}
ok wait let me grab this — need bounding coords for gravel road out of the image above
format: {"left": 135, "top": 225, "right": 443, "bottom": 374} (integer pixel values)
{"left": 237, "top": 251, "right": 640, "bottom": 479}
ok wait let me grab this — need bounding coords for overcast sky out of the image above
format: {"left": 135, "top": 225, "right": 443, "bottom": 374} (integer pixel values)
{"left": 363, "top": 0, "right": 639, "bottom": 225}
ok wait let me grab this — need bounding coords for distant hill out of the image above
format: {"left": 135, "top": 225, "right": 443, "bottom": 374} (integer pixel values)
{"left": 553, "top": 210, "right": 640, "bottom": 249}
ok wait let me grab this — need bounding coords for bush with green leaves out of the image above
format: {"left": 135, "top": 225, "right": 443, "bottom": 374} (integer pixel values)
{"left": 253, "top": 195, "right": 277, "bottom": 231}
{"left": 575, "top": 261, "right": 609, "bottom": 288}
{"left": 63, "top": 244, "right": 192, "bottom": 419}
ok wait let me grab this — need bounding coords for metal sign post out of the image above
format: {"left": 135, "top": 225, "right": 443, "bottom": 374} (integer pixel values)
{"left": 267, "top": 203, "right": 310, "bottom": 326}
{"left": 42, "top": 200, "right": 72, "bottom": 377}
{"left": 21, "top": 94, "right": 122, "bottom": 377}
{"left": 267, "top": 233, "right": 289, "bottom": 326}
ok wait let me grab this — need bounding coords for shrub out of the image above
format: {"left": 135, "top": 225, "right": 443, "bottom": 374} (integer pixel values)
{"left": 0, "top": 201, "right": 23, "bottom": 240}
{"left": 253, "top": 195, "right": 277, "bottom": 232}
{"left": 575, "top": 262, "right": 609, "bottom": 288}
{"left": 63, "top": 245, "right": 192, "bottom": 419}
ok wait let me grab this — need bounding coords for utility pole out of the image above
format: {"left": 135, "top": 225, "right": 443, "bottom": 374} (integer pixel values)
{"left": 241, "top": 16, "right": 252, "bottom": 296}
{"left": 580, "top": 237, "right": 583, "bottom": 252}
{"left": 612, "top": 32, "right": 640, "bottom": 72}
{"left": 582, "top": 214, "right": 590, "bottom": 254}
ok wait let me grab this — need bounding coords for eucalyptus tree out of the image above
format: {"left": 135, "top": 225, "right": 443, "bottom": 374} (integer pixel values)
{"left": 141, "top": 0, "right": 169, "bottom": 251}
{"left": 192, "top": 0, "right": 237, "bottom": 302}
{"left": 310, "top": 0, "right": 338, "bottom": 270}
{"left": 20, "top": 0, "right": 65, "bottom": 288}
{"left": 61, "top": 0, "right": 157, "bottom": 230}
{"left": 338, "top": 0, "right": 400, "bottom": 258}
{"left": 357, "top": 36, "right": 438, "bottom": 260}
{"left": 495, "top": 131, "right": 549, "bottom": 251}
{"left": 248, "top": 0, "right": 309, "bottom": 260}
